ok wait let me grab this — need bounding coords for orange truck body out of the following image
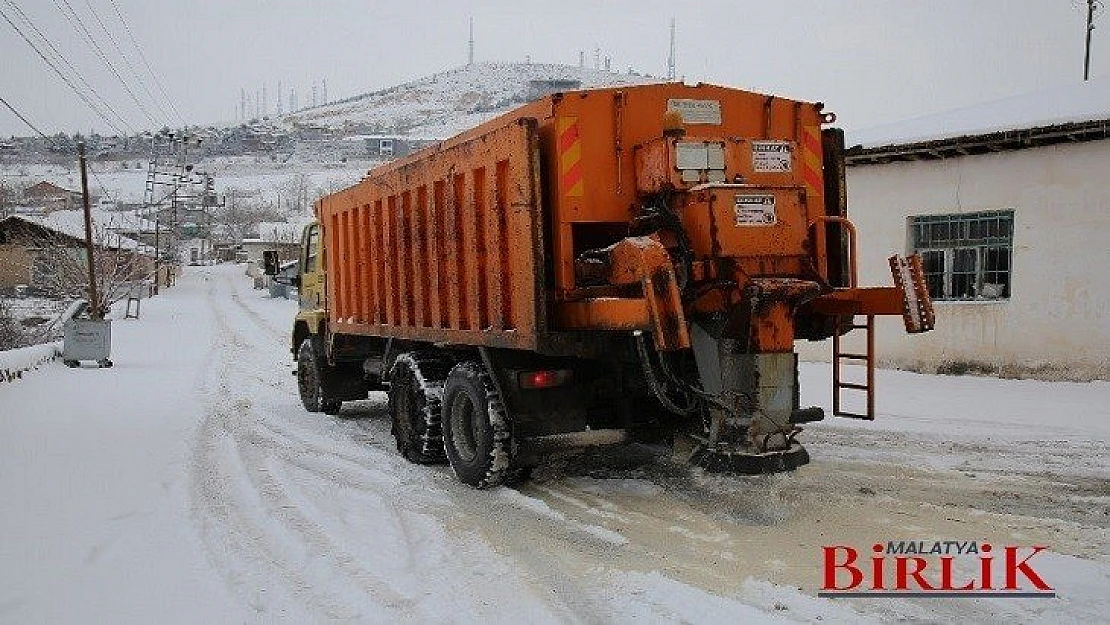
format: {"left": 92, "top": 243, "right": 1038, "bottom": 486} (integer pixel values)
{"left": 318, "top": 82, "right": 878, "bottom": 349}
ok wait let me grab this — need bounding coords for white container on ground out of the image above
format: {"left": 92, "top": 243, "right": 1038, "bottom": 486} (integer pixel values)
{"left": 62, "top": 318, "right": 113, "bottom": 367}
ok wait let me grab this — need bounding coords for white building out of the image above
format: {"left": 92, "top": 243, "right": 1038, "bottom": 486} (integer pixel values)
{"left": 810, "top": 79, "right": 1110, "bottom": 380}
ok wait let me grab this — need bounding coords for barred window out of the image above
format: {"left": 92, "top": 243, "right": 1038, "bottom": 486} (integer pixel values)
{"left": 909, "top": 210, "right": 1013, "bottom": 300}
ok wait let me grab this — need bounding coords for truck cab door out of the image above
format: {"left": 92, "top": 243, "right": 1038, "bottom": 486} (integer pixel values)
{"left": 299, "top": 223, "right": 325, "bottom": 311}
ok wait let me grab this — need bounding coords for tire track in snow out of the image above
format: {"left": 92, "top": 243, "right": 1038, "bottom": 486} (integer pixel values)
{"left": 190, "top": 279, "right": 431, "bottom": 620}
{"left": 188, "top": 269, "right": 574, "bottom": 621}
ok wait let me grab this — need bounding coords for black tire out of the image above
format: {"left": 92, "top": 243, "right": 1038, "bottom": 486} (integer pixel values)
{"left": 441, "top": 361, "right": 514, "bottom": 489}
{"left": 388, "top": 353, "right": 450, "bottom": 465}
{"left": 297, "top": 337, "right": 342, "bottom": 415}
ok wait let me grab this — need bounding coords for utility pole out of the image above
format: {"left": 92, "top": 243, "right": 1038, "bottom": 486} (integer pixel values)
{"left": 78, "top": 142, "right": 101, "bottom": 319}
{"left": 468, "top": 17, "right": 474, "bottom": 65}
{"left": 153, "top": 216, "right": 160, "bottom": 295}
{"left": 1084, "top": 0, "right": 1099, "bottom": 81}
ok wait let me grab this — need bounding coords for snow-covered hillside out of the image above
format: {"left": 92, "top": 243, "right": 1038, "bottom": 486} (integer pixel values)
{"left": 282, "top": 62, "right": 660, "bottom": 138}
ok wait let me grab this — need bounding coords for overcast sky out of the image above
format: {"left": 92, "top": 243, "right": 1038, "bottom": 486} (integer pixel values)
{"left": 0, "top": 0, "right": 1105, "bottom": 137}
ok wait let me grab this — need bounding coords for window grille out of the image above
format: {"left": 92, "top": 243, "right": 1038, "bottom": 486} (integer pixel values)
{"left": 909, "top": 210, "right": 1013, "bottom": 300}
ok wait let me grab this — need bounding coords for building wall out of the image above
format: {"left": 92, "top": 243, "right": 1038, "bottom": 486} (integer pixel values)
{"left": 798, "top": 139, "right": 1110, "bottom": 380}
{"left": 0, "top": 244, "right": 33, "bottom": 288}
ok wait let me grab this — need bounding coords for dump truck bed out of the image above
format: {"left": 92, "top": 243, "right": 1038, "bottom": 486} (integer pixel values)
{"left": 317, "top": 82, "right": 827, "bottom": 352}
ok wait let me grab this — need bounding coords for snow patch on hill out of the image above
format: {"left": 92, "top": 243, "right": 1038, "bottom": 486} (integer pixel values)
{"left": 281, "top": 62, "right": 660, "bottom": 138}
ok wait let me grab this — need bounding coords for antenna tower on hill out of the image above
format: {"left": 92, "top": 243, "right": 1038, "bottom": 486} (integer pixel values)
{"left": 469, "top": 18, "right": 475, "bottom": 65}
{"left": 667, "top": 18, "right": 676, "bottom": 80}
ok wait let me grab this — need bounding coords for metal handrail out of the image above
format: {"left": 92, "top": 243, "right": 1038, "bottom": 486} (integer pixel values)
{"left": 809, "top": 215, "right": 857, "bottom": 288}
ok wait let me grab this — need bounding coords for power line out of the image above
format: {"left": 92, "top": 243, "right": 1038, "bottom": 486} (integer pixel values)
{"left": 106, "top": 0, "right": 184, "bottom": 126}
{"left": 52, "top": 0, "right": 161, "bottom": 127}
{"left": 0, "top": 94, "right": 52, "bottom": 142}
{"left": 81, "top": 0, "right": 175, "bottom": 124}
{"left": 1, "top": 0, "right": 134, "bottom": 133}
{"left": 0, "top": 3, "right": 132, "bottom": 135}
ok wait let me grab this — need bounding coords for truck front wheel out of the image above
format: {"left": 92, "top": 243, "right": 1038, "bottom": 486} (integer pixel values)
{"left": 297, "top": 337, "right": 342, "bottom": 415}
{"left": 441, "top": 361, "right": 513, "bottom": 489}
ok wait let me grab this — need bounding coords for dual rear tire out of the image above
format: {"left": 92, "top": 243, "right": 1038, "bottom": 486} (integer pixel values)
{"left": 389, "top": 356, "right": 518, "bottom": 489}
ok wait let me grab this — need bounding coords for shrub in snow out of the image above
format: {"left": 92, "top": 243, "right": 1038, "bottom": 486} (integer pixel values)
{"left": 0, "top": 341, "right": 61, "bottom": 383}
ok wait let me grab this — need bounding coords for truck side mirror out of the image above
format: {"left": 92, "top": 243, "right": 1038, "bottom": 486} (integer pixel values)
{"left": 262, "top": 250, "right": 279, "bottom": 275}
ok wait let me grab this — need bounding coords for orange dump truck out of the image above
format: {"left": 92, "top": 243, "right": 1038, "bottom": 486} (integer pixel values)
{"left": 272, "top": 82, "right": 934, "bottom": 488}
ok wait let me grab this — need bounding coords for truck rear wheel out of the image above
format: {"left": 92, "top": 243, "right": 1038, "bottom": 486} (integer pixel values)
{"left": 441, "top": 361, "right": 514, "bottom": 489}
{"left": 388, "top": 353, "right": 450, "bottom": 465}
{"left": 297, "top": 337, "right": 342, "bottom": 415}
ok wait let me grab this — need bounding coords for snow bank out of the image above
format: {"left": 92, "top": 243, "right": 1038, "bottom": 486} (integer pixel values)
{"left": 0, "top": 341, "right": 61, "bottom": 383}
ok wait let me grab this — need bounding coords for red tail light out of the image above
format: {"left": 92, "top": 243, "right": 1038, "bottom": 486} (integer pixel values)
{"left": 518, "top": 369, "right": 572, "bottom": 389}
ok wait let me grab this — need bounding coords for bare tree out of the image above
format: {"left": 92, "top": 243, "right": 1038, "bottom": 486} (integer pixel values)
{"left": 0, "top": 299, "right": 29, "bottom": 350}
{"left": 278, "top": 173, "right": 311, "bottom": 216}
{"left": 217, "top": 187, "right": 285, "bottom": 238}
{"left": 0, "top": 180, "right": 30, "bottom": 220}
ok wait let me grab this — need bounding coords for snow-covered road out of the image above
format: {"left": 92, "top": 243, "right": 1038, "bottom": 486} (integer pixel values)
{"left": 2, "top": 264, "right": 1107, "bottom": 623}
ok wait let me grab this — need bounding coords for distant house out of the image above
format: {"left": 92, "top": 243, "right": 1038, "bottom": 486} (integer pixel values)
{"left": 240, "top": 221, "right": 308, "bottom": 265}
{"left": 21, "top": 181, "right": 90, "bottom": 211}
{"left": 0, "top": 213, "right": 153, "bottom": 293}
{"left": 354, "top": 135, "right": 438, "bottom": 159}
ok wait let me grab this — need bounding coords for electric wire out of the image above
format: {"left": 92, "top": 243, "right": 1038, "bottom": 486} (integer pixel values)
{"left": 1, "top": 0, "right": 134, "bottom": 134}
{"left": 52, "top": 0, "right": 161, "bottom": 127}
{"left": 81, "top": 0, "right": 175, "bottom": 125}
{"left": 0, "top": 94, "right": 53, "bottom": 143}
{"left": 106, "top": 0, "right": 185, "bottom": 126}
{"left": 0, "top": 3, "right": 132, "bottom": 135}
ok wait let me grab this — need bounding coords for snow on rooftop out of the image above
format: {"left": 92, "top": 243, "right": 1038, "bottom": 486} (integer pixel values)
{"left": 848, "top": 76, "right": 1110, "bottom": 149}
{"left": 9, "top": 210, "right": 152, "bottom": 254}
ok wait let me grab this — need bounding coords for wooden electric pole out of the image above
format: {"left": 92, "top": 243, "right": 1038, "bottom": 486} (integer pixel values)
{"left": 78, "top": 142, "right": 101, "bottom": 319}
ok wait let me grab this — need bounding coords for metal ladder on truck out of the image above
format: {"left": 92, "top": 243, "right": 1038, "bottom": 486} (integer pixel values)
{"left": 831, "top": 254, "right": 934, "bottom": 420}
{"left": 832, "top": 314, "right": 876, "bottom": 419}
